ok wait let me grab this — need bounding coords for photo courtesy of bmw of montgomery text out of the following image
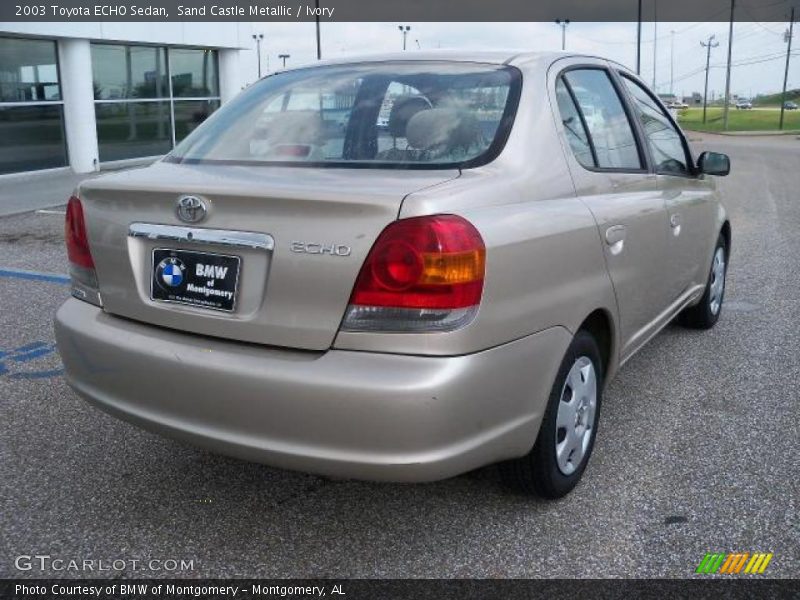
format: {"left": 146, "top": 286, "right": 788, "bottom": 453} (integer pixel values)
{"left": 55, "top": 51, "right": 730, "bottom": 498}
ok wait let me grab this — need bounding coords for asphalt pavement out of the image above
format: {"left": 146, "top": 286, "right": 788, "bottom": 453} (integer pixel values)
{"left": 0, "top": 134, "right": 798, "bottom": 579}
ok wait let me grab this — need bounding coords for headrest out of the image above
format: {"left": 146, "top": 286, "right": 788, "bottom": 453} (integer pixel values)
{"left": 388, "top": 95, "right": 432, "bottom": 138}
{"left": 406, "top": 108, "right": 480, "bottom": 151}
{"left": 264, "top": 111, "right": 323, "bottom": 144}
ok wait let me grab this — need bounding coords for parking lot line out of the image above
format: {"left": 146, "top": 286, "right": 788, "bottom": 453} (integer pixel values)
{"left": 0, "top": 267, "right": 69, "bottom": 284}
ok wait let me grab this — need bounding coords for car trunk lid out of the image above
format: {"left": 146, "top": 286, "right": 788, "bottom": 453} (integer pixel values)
{"left": 79, "top": 161, "right": 459, "bottom": 351}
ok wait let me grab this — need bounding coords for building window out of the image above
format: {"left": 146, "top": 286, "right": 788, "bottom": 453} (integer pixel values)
{"left": 92, "top": 45, "right": 169, "bottom": 100}
{"left": 169, "top": 48, "right": 220, "bottom": 143}
{"left": 91, "top": 43, "right": 220, "bottom": 161}
{"left": 0, "top": 36, "right": 67, "bottom": 174}
{"left": 95, "top": 102, "right": 173, "bottom": 162}
{"left": 169, "top": 48, "right": 219, "bottom": 98}
{"left": 173, "top": 99, "right": 221, "bottom": 143}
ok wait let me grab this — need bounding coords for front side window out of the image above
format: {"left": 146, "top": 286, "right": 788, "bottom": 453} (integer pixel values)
{"left": 167, "top": 62, "right": 521, "bottom": 169}
{"left": 560, "top": 69, "right": 641, "bottom": 170}
{"left": 621, "top": 75, "right": 690, "bottom": 176}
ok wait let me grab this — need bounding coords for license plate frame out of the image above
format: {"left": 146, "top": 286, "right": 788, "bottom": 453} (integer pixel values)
{"left": 150, "top": 248, "right": 241, "bottom": 313}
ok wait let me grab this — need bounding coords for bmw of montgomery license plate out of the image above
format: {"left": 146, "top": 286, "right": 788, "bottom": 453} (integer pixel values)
{"left": 151, "top": 248, "right": 240, "bottom": 312}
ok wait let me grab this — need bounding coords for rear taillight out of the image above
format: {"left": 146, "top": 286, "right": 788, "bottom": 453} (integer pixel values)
{"left": 342, "top": 215, "right": 485, "bottom": 332}
{"left": 65, "top": 195, "right": 101, "bottom": 306}
{"left": 66, "top": 196, "right": 94, "bottom": 269}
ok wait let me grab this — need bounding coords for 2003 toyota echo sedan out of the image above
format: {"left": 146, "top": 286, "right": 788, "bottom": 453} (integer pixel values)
{"left": 55, "top": 52, "right": 731, "bottom": 498}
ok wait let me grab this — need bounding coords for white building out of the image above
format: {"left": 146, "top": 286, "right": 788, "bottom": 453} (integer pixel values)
{"left": 0, "top": 23, "right": 261, "bottom": 177}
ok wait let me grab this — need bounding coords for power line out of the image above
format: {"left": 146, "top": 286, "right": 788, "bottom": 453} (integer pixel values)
{"left": 572, "top": 9, "right": 731, "bottom": 47}
{"left": 655, "top": 50, "right": 799, "bottom": 89}
{"left": 749, "top": 20, "right": 785, "bottom": 36}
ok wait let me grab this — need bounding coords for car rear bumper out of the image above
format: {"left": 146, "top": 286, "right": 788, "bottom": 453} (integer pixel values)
{"left": 55, "top": 299, "right": 570, "bottom": 482}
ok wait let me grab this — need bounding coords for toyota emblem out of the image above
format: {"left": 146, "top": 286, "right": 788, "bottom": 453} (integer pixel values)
{"left": 176, "top": 195, "right": 208, "bottom": 223}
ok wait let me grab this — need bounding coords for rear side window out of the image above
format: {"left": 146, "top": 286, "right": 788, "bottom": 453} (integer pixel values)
{"left": 555, "top": 79, "right": 593, "bottom": 168}
{"left": 620, "top": 75, "right": 691, "bottom": 176}
{"left": 558, "top": 69, "right": 642, "bottom": 170}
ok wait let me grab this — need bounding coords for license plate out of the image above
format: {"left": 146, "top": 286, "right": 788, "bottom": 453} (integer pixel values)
{"left": 151, "top": 248, "right": 240, "bottom": 312}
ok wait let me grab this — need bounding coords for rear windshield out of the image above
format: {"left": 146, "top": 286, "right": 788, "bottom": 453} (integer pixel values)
{"left": 166, "top": 61, "right": 521, "bottom": 169}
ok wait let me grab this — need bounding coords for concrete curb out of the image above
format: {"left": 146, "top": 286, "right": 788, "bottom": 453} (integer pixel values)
{"left": 683, "top": 129, "right": 800, "bottom": 137}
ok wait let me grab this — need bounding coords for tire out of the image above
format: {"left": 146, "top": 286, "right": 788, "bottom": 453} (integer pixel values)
{"left": 678, "top": 234, "right": 727, "bottom": 329}
{"left": 500, "top": 330, "right": 603, "bottom": 499}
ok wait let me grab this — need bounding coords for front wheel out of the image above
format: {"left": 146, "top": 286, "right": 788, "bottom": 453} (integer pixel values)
{"left": 499, "top": 330, "right": 603, "bottom": 498}
{"left": 678, "top": 234, "right": 727, "bottom": 329}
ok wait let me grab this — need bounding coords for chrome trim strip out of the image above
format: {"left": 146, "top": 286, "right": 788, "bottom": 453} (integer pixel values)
{"left": 128, "top": 223, "right": 274, "bottom": 251}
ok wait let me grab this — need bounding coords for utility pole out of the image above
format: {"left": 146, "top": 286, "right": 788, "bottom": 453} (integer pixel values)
{"left": 252, "top": 33, "right": 264, "bottom": 78}
{"left": 555, "top": 19, "right": 570, "bottom": 51}
{"left": 701, "top": 34, "right": 719, "bottom": 124}
{"left": 398, "top": 25, "right": 411, "bottom": 50}
{"left": 652, "top": 0, "right": 657, "bottom": 90}
{"left": 315, "top": 0, "right": 321, "bottom": 59}
{"left": 722, "top": 0, "right": 735, "bottom": 131}
{"left": 670, "top": 30, "right": 675, "bottom": 95}
{"left": 279, "top": 54, "right": 290, "bottom": 69}
{"left": 779, "top": 7, "right": 796, "bottom": 130}
{"left": 636, "top": 0, "right": 642, "bottom": 75}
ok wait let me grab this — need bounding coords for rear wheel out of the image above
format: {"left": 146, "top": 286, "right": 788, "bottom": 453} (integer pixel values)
{"left": 679, "top": 234, "right": 727, "bottom": 329}
{"left": 500, "top": 330, "right": 603, "bottom": 498}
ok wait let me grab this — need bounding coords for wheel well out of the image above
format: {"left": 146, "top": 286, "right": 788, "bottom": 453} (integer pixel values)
{"left": 578, "top": 310, "right": 613, "bottom": 377}
{"left": 720, "top": 220, "right": 731, "bottom": 252}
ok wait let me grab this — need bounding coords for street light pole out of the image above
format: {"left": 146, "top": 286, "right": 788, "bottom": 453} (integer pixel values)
{"left": 636, "top": 0, "right": 642, "bottom": 75}
{"left": 670, "top": 30, "right": 675, "bottom": 95}
{"left": 701, "top": 34, "right": 719, "bottom": 124}
{"left": 779, "top": 6, "right": 796, "bottom": 130}
{"left": 398, "top": 25, "right": 411, "bottom": 50}
{"left": 279, "top": 54, "right": 290, "bottom": 69}
{"left": 315, "top": 0, "right": 322, "bottom": 59}
{"left": 252, "top": 33, "right": 264, "bottom": 78}
{"left": 555, "top": 19, "right": 570, "bottom": 51}
{"left": 652, "top": 0, "right": 657, "bottom": 90}
{"left": 722, "top": 0, "right": 736, "bottom": 131}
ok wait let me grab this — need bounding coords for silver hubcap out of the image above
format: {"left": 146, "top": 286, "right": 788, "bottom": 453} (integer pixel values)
{"left": 709, "top": 246, "right": 726, "bottom": 315}
{"left": 555, "top": 356, "right": 597, "bottom": 476}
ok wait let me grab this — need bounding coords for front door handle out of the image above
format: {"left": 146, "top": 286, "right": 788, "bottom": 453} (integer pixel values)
{"left": 604, "top": 224, "right": 627, "bottom": 255}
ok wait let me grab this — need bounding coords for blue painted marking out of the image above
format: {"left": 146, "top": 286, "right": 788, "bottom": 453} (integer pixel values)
{"left": 1, "top": 341, "right": 61, "bottom": 379}
{"left": 14, "top": 342, "right": 48, "bottom": 353}
{"left": 13, "top": 347, "right": 54, "bottom": 363}
{"left": 0, "top": 267, "right": 69, "bottom": 285}
{"left": 9, "top": 368, "right": 63, "bottom": 380}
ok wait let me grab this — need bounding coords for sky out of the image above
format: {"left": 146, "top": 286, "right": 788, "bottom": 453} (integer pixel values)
{"left": 251, "top": 21, "right": 799, "bottom": 100}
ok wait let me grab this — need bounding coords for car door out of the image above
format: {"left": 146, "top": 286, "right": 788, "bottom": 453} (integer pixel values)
{"left": 617, "top": 73, "right": 718, "bottom": 298}
{"left": 550, "top": 61, "right": 671, "bottom": 359}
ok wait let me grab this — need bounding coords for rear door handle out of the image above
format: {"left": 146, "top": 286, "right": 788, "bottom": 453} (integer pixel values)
{"left": 604, "top": 225, "right": 627, "bottom": 255}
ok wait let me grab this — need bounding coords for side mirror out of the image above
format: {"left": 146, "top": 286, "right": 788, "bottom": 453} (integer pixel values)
{"left": 697, "top": 151, "right": 730, "bottom": 176}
